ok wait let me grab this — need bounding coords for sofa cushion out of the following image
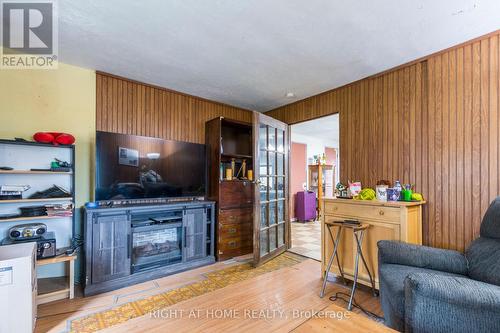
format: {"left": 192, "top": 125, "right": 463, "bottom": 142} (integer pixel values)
{"left": 379, "top": 264, "right": 465, "bottom": 318}
{"left": 466, "top": 237, "right": 500, "bottom": 286}
{"left": 480, "top": 197, "right": 500, "bottom": 239}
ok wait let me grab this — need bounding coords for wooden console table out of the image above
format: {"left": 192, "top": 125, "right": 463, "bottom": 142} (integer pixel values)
{"left": 321, "top": 199, "right": 425, "bottom": 289}
{"left": 36, "top": 255, "right": 76, "bottom": 305}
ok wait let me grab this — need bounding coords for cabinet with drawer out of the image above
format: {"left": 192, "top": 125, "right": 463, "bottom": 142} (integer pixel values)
{"left": 217, "top": 207, "right": 253, "bottom": 260}
{"left": 322, "top": 199, "right": 425, "bottom": 289}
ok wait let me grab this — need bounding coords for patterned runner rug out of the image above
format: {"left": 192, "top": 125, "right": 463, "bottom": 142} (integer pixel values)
{"left": 67, "top": 252, "right": 306, "bottom": 333}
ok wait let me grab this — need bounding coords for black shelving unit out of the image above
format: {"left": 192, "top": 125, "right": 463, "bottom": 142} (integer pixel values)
{"left": 0, "top": 139, "right": 76, "bottom": 243}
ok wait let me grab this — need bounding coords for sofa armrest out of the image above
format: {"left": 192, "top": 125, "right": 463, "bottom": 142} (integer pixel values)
{"left": 377, "top": 240, "right": 468, "bottom": 275}
{"left": 404, "top": 273, "right": 500, "bottom": 333}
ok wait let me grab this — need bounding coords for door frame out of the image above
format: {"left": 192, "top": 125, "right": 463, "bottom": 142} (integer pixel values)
{"left": 252, "top": 112, "right": 290, "bottom": 266}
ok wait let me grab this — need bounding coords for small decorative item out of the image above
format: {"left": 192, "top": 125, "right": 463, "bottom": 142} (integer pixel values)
{"left": 376, "top": 185, "right": 388, "bottom": 202}
{"left": 247, "top": 169, "right": 253, "bottom": 181}
{"left": 237, "top": 159, "right": 247, "bottom": 179}
{"left": 358, "top": 188, "right": 376, "bottom": 200}
{"left": 401, "top": 189, "right": 413, "bottom": 201}
{"left": 393, "top": 180, "right": 402, "bottom": 198}
{"left": 348, "top": 181, "right": 362, "bottom": 197}
{"left": 230, "top": 158, "right": 236, "bottom": 179}
{"left": 387, "top": 188, "right": 400, "bottom": 201}
{"left": 225, "top": 168, "right": 233, "bottom": 180}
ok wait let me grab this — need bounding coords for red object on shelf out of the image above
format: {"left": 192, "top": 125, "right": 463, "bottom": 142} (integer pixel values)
{"left": 33, "top": 132, "right": 54, "bottom": 144}
{"left": 33, "top": 132, "right": 75, "bottom": 145}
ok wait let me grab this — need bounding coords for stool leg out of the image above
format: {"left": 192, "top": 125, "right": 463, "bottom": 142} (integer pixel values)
{"left": 356, "top": 230, "right": 377, "bottom": 296}
{"left": 348, "top": 230, "right": 363, "bottom": 311}
{"left": 335, "top": 249, "right": 347, "bottom": 285}
{"left": 320, "top": 225, "right": 342, "bottom": 298}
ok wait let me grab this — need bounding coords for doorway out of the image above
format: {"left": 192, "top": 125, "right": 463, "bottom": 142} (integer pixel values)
{"left": 288, "top": 114, "right": 339, "bottom": 260}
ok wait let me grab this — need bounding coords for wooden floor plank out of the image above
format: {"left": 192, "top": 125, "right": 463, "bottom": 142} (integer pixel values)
{"left": 36, "top": 257, "right": 385, "bottom": 333}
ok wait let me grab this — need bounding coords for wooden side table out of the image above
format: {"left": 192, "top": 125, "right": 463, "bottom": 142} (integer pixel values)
{"left": 36, "top": 255, "right": 76, "bottom": 305}
{"left": 320, "top": 221, "right": 377, "bottom": 310}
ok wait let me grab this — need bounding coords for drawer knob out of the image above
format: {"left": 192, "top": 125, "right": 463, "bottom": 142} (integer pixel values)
{"left": 228, "top": 228, "right": 236, "bottom": 234}
{"left": 333, "top": 206, "right": 338, "bottom": 211}
{"left": 228, "top": 241, "right": 237, "bottom": 248}
{"left": 379, "top": 210, "right": 385, "bottom": 216}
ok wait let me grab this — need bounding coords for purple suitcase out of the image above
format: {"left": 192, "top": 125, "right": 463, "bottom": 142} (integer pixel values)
{"left": 295, "top": 191, "right": 317, "bottom": 222}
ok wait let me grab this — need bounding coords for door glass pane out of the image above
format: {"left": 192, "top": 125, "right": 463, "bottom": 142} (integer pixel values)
{"left": 277, "top": 130, "right": 284, "bottom": 153}
{"left": 268, "top": 127, "right": 276, "bottom": 151}
{"left": 277, "top": 153, "right": 284, "bottom": 175}
{"left": 269, "top": 177, "right": 276, "bottom": 200}
{"left": 260, "top": 203, "right": 268, "bottom": 228}
{"left": 277, "top": 177, "right": 284, "bottom": 199}
{"left": 269, "top": 151, "right": 276, "bottom": 175}
{"left": 277, "top": 199, "right": 284, "bottom": 223}
{"left": 259, "top": 177, "right": 268, "bottom": 201}
{"left": 260, "top": 230, "right": 268, "bottom": 256}
{"left": 269, "top": 226, "right": 277, "bottom": 251}
{"left": 278, "top": 223, "right": 285, "bottom": 247}
{"left": 269, "top": 201, "right": 276, "bottom": 225}
{"left": 259, "top": 124, "right": 267, "bottom": 149}
{"left": 259, "top": 150, "right": 268, "bottom": 175}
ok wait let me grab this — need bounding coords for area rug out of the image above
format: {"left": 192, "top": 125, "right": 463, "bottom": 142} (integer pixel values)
{"left": 67, "top": 252, "right": 305, "bottom": 333}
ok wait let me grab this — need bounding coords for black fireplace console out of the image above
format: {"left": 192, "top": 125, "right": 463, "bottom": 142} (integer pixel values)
{"left": 83, "top": 201, "right": 215, "bottom": 296}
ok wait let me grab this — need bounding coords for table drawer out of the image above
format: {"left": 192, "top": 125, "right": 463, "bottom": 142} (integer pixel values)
{"left": 324, "top": 202, "right": 400, "bottom": 222}
{"left": 219, "top": 207, "right": 253, "bottom": 226}
{"left": 219, "top": 223, "right": 252, "bottom": 240}
{"left": 218, "top": 236, "right": 252, "bottom": 253}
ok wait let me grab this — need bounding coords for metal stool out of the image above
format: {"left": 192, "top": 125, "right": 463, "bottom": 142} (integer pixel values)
{"left": 320, "top": 221, "right": 377, "bottom": 310}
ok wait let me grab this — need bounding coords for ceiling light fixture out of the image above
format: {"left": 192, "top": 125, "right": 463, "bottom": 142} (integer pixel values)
{"left": 285, "top": 92, "right": 295, "bottom": 98}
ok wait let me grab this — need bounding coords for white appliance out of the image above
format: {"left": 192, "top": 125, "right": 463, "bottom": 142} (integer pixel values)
{"left": 0, "top": 242, "right": 37, "bottom": 333}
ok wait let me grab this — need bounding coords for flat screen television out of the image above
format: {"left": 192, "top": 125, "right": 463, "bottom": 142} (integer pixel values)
{"left": 95, "top": 131, "right": 207, "bottom": 201}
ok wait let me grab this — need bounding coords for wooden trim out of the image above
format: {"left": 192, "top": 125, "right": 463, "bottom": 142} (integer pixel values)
{"left": 96, "top": 71, "right": 255, "bottom": 113}
{"left": 266, "top": 29, "right": 500, "bottom": 115}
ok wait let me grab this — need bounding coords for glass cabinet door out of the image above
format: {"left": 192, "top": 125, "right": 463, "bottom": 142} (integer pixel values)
{"left": 253, "top": 113, "right": 289, "bottom": 266}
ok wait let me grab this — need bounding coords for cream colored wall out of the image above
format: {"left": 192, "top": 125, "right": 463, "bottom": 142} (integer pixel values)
{"left": 0, "top": 62, "right": 96, "bottom": 207}
{"left": 0, "top": 62, "right": 95, "bottom": 278}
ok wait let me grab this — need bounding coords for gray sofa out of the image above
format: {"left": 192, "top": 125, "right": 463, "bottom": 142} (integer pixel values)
{"left": 378, "top": 197, "right": 500, "bottom": 333}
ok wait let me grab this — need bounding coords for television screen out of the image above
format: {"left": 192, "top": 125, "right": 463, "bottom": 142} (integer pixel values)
{"left": 95, "top": 131, "right": 207, "bottom": 201}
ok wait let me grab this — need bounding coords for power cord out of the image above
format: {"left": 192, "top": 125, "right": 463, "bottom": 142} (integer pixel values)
{"left": 329, "top": 291, "right": 384, "bottom": 322}
{"left": 65, "top": 234, "right": 84, "bottom": 256}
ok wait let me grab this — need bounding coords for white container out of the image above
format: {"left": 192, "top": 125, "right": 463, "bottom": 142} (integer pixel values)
{"left": 376, "top": 185, "right": 388, "bottom": 202}
{"left": 0, "top": 242, "right": 37, "bottom": 333}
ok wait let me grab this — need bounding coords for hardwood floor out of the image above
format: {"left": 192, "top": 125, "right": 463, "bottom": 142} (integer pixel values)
{"left": 36, "top": 255, "right": 387, "bottom": 333}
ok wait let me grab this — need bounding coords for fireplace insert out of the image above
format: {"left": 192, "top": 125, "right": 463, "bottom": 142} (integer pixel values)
{"left": 131, "top": 213, "right": 183, "bottom": 273}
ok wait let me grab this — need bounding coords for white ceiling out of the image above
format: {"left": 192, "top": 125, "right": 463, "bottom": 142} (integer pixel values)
{"left": 291, "top": 114, "right": 339, "bottom": 147}
{"left": 58, "top": 0, "right": 500, "bottom": 111}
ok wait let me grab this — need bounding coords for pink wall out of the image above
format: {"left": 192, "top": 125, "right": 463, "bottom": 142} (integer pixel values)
{"left": 290, "top": 142, "right": 307, "bottom": 219}
{"left": 325, "top": 147, "right": 337, "bottom": 183}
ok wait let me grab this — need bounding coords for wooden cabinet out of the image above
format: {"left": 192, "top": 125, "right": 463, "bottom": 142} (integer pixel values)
{"left": 84, "top": 202, "right": 215, "bottom": 296}
{"left": 91, "top": 214, "right": 131, "bottom": 283}
{"left": 206, "top": 117, "right": 254, "bottom": 261}
{"left": 322, "top": 199, "right": 425, "bottom": 289}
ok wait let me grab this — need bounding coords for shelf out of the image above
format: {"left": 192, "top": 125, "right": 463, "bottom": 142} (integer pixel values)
{"left": 37, "top": 254, "right": 77, "bottom": 266}
{"left": 221, "top": 153, "right": 253, "bottom": 159}
{"left": 0, "top": 197, "right": 73, "bottom": 204}
{"left": 0, "top": 215, "right": 72, "bottom": 223}
{"left": 0, "top": 170, "right": 73, "bottom": 175}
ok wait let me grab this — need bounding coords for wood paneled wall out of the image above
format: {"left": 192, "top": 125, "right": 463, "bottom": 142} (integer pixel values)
{"left": 96, "top": 73, "right": 253, "bottom": 144}
{"left": 267, "top": 32, "right": 500, "bottom": 252}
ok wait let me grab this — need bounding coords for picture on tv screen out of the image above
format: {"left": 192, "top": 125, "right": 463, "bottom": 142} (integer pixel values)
{"left": 95, "top": 131, "right": 207, "bottom": 201}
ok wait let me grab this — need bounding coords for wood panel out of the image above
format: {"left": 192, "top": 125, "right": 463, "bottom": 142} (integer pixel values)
{"left": 266, "top": 32, "right": 500, "bottom": 252}
{"left": 96, "top": 72, "right": 253, "bottom": 144}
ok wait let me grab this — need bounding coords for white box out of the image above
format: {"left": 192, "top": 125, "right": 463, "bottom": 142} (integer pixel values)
{"left": 0, "top": 242, "right": 37, "bottom": 333}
